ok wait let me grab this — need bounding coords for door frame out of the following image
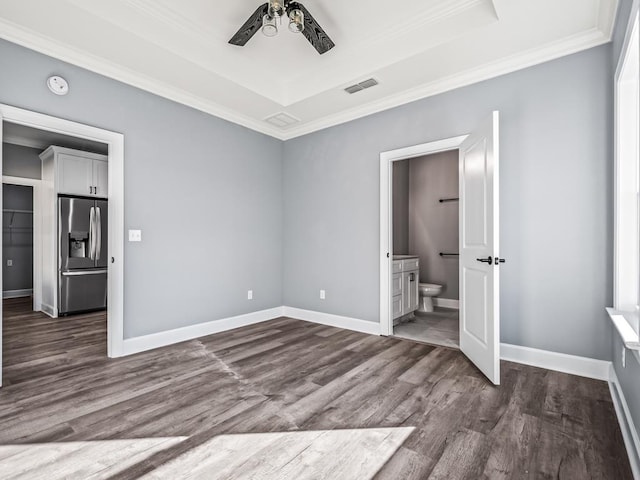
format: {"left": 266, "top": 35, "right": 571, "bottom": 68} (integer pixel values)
{"left": 379, "top": 135, "right": 467, "bottom": 336}
{"left": 0, "top": 104, "right": 125, "bottom": 360}
{"left": 2, "top": 176, "right": 41, "bottom": 311}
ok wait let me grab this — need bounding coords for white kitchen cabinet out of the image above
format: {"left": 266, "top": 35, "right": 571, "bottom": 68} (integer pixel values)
{"left": 392, "top": 257, "right": 420, "bottom": 320}
{"left": 93, "top": 158, "right": 109, "bottom": 198}
{"left": 41, "top": 146, "right": 108, "bottom": 198}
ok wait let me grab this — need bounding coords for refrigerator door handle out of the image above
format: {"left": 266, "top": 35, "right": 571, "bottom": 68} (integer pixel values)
{"left": 96, "top": 206, "right": 102, "bottom": 261}
{"left": 61, "top": 269, "right": 108, "bottom": 276}
{"left": 89, "top": 206, "right": 96, "bottom": 260}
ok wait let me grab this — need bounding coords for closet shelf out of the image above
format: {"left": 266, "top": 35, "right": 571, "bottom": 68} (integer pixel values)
{"left": 3, "top": 209, "right": 33, "bottom": 214}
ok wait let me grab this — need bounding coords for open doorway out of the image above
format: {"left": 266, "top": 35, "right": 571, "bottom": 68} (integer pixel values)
{"left": 380, "top": 112, "right": 501, "bottom": 384}
{"left": 391, "top": 150, "right": 460, "bottom": 348}
{"left": 0, "top": 104, "right": 125, "bottom": 387}
{"left": 3, "top": 183, "right": 34, "bottom": 302}
{"left": 1, "top": 124, "right": 111, "bottom": 383}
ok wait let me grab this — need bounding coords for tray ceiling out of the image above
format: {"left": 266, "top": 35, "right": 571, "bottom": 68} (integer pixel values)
{"left": 0, "top": 0, "right": 618, "bottom": 139}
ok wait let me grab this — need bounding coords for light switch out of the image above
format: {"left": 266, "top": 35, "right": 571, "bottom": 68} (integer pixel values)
{"left": 6, "top": 259, "right": 12, "bottom": 267}
{"left": 128, "top": 229, "right": 142, "bottom": 242}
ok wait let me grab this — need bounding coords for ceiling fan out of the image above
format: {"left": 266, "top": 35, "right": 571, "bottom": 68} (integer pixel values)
{"left": 229, "top": 0, "right": 335, "bottom": 55}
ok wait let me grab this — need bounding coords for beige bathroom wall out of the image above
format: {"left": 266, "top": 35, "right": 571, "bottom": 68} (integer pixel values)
{"left": 408, "top": 150, "right": 459, "bottom": 300}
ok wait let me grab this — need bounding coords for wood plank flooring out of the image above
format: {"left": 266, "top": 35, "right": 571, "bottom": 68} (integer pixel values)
{"left": 0, "top": 297, "right": 633, "bottom": 479}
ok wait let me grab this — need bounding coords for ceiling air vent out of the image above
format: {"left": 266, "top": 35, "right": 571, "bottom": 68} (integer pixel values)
{"left": 264, "top": 112, "right": 301, "bottom": 129}
{"left": 344, "top": 78, "right": 379, "bottom": 94}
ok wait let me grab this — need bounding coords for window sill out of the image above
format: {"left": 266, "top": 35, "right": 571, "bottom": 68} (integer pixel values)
{"left": 606, "top": 308, "right": 640, "bottom": 350}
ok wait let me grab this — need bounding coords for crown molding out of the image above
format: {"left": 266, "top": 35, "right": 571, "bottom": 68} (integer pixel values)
{"left": 0, "top": 19, "right": 284, "bottom": 140}
{"left": 598, "top": 0, "right": 620, "bottom": 36}
{"left": 0, "top": 1, "right": 617, "bottom": 142}
{"left": 279, "top": 27, "right": 611, "bottom": 140}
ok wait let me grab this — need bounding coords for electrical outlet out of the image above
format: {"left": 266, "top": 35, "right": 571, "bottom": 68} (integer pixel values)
{"left": 128, "top": 230, "right": 142, "bottom": 242}
{"left": 247, "top": 290, "right": 253, "bottom": 300}
{"left": 622, "top": 347, "right": 626, "bottom": 368}
{"left": 6, "top": 259, "right": 12, "bottom": 267}
{"left": 320, "top": 289, "right": 326, "bottom": 300}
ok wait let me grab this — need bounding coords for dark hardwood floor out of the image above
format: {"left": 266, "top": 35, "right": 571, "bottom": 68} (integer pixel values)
{"left": 0, "top": 297, "right": 633, "bottom": 479}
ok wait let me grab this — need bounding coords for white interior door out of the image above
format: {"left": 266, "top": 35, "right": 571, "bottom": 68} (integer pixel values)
{"left": 459, "top": 111, "right": 500, "bottom": 385}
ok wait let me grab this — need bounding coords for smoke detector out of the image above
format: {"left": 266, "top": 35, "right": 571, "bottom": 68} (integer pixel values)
{"left": 47, "top": 76, "right": 69, "bottom": 96}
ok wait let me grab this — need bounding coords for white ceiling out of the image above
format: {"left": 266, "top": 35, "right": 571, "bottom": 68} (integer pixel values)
{"left": 0, "top": 0, "right": 618, "bottom": 140}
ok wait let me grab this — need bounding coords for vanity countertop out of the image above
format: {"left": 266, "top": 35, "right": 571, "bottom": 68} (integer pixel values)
{"left": 393, "top": 255, "right": 419, "bottom": 260}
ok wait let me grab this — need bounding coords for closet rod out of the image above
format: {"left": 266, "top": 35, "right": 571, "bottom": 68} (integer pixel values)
{"left": 439, "top": 253, "right": 459, "bottom": 257}
{"left": 439, "top": 198, "right": 459, "bottom": 203}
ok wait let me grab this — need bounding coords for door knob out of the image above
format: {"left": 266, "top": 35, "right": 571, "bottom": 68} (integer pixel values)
{"left": 476, "top": 256, "right": 493, "bottom": 265}
{"left": 495, "top": 257, "right": 506, "bottom": 265}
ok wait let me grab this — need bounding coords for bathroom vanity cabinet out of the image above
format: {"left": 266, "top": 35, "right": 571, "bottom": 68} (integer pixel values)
{"left": 392, "top": 257, "right": 420, "bottom": 320}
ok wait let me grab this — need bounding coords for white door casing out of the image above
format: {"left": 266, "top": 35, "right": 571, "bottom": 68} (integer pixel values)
{"left": 380, "top": 136, "right": 468, "bottom": 336}
{"left": 0, "top": 104, "right": 125, "bottom": 390}
{"left": 459, "top": 111, "right": 500, "bottom": 385}
{"left": 2, "top": 175, "right": 43, "bottom": 314}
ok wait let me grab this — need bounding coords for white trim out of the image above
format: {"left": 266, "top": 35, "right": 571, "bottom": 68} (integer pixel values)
{"left": 609, "top": 365, "right": 640, "bottom": 479}
{"left": 0, "top": 104, "right": 125, "bottom": 359}
{"left": 121, "top": 307, "right": 285, "bottom": 356}
{"left": 433, "top": 298, "right": 460, "bottom": 309}
{"left": 614, "top": 2, "right": 640, "bottom": 314}
{"left": 40, "top": 302, "right": 55, "bottom": 318}
{"left": 279, "top": 28, "right": 611, "bottom": 140}
{"left": 607, "top": 308, "right": 640, "bottom": 350}
{"left": 0, "top": 16, "right": 614, "bottom": 141}
{"left": 500, "top": 343, "right": 611, "bottom": 381}
{"left": 380, "top": 136, "right": 467, "bottom": 337}
{"left": 2, "top": 289, "right": 33, "bottom": 299}
{"left": 2, "top": 175, "right": 42, "bottom": 312}
{"left": 0, "top": 19, "right": 282, "bottom": 140}
{"left": 282, "top": 307, "right": 382, "bottom": 336}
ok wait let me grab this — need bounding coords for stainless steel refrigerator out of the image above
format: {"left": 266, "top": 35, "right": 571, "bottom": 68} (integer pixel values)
{"left": 58, "top": 196, "right": 108, "bottom": 315}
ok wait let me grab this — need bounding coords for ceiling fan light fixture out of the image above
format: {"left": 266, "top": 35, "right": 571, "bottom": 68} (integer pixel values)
{"left": 288, "top": 9, "right": 305, "bottom": 34}
{"left": 262, "top": 14, "right": 278, "bottom": 37}
{"left": 269, "top": 0, "right": 285, "bottom": 17}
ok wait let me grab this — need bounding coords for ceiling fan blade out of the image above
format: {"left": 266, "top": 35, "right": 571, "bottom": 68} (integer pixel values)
{"left": 229, "top": 3, "right": 269, "bottom": 46}
{"left": 292, "top": 2, "right": 335, "bottom": 55}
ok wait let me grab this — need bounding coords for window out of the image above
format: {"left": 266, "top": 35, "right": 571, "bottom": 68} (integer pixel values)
{"left": 614, "top": 10, "right": 640, "bottom": 337}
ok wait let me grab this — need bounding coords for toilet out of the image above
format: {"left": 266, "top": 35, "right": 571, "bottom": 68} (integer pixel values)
{"left": 418, "top": 283, "right": 443, "bottom": 313}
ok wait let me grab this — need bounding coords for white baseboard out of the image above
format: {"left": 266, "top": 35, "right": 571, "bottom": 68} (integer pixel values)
{"left": 500, "top": 343, "right": 611, "bottom": 381}
{"left": 609, "top": 366, "right": 640, "bottom": 479}
{"left": 40, "top": 302, "right": 56, "bottom": 318}
{"left": 2, "top": 288, "right": 33, "bottom": 299}
{"left": 434, "top": 298, "right": 459, "bottom": 309}
{"left": 121, "top": 307, "right": 284, "bottom": 356}
{"left": 282, "top": 306, "right": 381, "bottom": 336}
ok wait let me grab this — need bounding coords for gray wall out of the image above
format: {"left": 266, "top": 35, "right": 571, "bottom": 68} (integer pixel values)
{"left": 611, "top": 0, "right": 640, "bottom": 443}
{"left": 283, "top": 44, "right": 613, "bottom": 360}
{"left": 0, "top": 39, "right": 284, "bottom": 338}
{"left": 392, "top": 160, "right": 410, "bottom": 254}
{"left": 2, "top": 144, "right": 42, "bottom": 180}
{"left": 2, "top": 184, "right": 33, "bottom": 292}
{"left": 408, "top": 151, "right": 459, "bottom": 300}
